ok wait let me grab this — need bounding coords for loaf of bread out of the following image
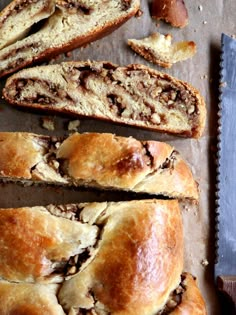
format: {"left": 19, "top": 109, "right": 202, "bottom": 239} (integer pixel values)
{"left": 3, "top": 61, "right": 206, "bottom": 138}
{"left": 128, "top": 33, "right": 196, "bottom": 68}
{"left": 0, "top": 132, "right": 198, "bottom": 199}
{"left": 0, "top": 199, "right": 206, "bottom": 314}
{"left": 0, "top": 0, "right": 139, "bottom": 77}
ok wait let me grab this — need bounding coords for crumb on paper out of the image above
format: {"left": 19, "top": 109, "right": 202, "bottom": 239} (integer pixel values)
{"left": 201, "top": 259, "right": 209, "bottom": 267}
{"left": 48, "top": 54, "right": 61, "bottom": 64}
{"left": 200, "top": 74, "right": 208, "bottom": 80}
{"left": 203, "top": 20, "right": 207, "bottom": 25}
{"left": 128, "top": 33, "right": 196, "bottom": 68}
{"left": 135, "top": 9, "right": 143, "bottom": 17}
{"left": 68, "top": 120, "right": 80, "bottom": 131}
{"left": 41, "top": 117, "right": 55, "bottom": 131}
{"left": 65, "top": 51, "right": 72, "bottom": 58}
{"left": 198, "top": 5, "right": 203, "bottom": 11}
{"left": 80, "top": 43, "right": 90, "bottom": 51}
{"left": 183, "top": 204, "right": 190, "bottom": 212}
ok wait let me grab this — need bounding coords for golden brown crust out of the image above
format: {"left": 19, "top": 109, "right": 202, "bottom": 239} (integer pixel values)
{"left": 128, "top": 33, "right": 196, "bottom": 68}
{"left": 0, "top": 206, "right": 98, "bottom": 282}
{"left": 0, "top": 201, "right": 206, "bottom": 314}
{"left": 0, "top": 0, "right": 140, "bottom": 77}
{"left": 58, "top": 199, "right": 184, "bottom": 315}
{"left": 133, "top": 149, "right": 199, "bottom": 199}
{"left": 0, "top": 132, "right": 198, "bottom": 199}
{"left": 152, "top": 0, "right": 188, "bottom": 28}
{"left": 0, "top": 132, "right": 44, "bottom": 179}
{"left": 0, "top": 281, "right": 65, "bottom": 315}
{"left": 3, "top": 61, "right": 206, "bottom": 138}
{"left": 171, "top": 273, "right": 207, "bottom": 315}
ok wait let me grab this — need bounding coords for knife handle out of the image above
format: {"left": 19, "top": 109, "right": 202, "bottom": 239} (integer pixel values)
{"left": 217, "top": 276, "right": 236, "bottom": 313}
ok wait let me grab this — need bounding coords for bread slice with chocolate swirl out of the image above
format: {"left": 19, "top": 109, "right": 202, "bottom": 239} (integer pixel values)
{"left": 3, "top": 61, "right": 206, "bottom": 138}
{"left": 0, "top": 0, "right": 55, "bottom": 50}
{"left": 0, "top": 0, "right": 140, "bottom": 77}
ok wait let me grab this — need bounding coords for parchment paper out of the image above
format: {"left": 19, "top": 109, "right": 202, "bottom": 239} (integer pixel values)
{"left": 0, "top": 0, "right": 233, "bottom": 313}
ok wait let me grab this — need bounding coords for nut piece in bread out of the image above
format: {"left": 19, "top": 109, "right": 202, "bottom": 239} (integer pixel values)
{"left": 152, "top": 0, "right": 188, "bottom": 28}
{"left": 0, "top": 0, "right": 55, "bottom": 50}
{"left": 0, "top": 132, "right": 199, "bottom": 200}
{"left": 0, "top": 0, "right": 140, "bottom": 77}
{"left": 3, "top": 61, "right": 206, "bottom": 138}
{"left": 128, "top": 33, "right": 196, "bottom": 68}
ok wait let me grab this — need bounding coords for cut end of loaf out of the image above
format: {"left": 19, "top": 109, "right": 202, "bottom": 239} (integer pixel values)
{"left": 152, "top": 0, "right": 188, "bottom": 28}
{"left": 3, "top": 61, "right": 206, "bottom": 138}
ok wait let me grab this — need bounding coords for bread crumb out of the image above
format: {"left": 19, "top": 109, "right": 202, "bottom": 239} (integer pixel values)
{"left": 203, "top": 20, "right": 207, "bottom": 25}
{"left": 200, "top": 74, "right": 208, "bottom": 80}
{"left": 65, "top": 51, "right": 72, "bottom": 58}
{"left": 135, "top": 9, "right": 143, "bottom": 17}
{"left": 128, "top": 32, "right": 196, "bottom": 68}
{"left": 201, "top": 259, "right": 209, "bottom": 267}
{"left": 198, "top": 5, "right": 203, "bottom": 11}
{"left": 41, "top": 117, "right": 55, "bottom": 131}
{"left": 183, "top": 205, "right": 190, "bottom": 212}
{"left": 68, "top": 120, "right": 80, "bottom": 131}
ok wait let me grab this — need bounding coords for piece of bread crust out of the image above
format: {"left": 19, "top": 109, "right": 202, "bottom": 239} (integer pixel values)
{"left": 3, "top": 61, "right": 206, "bottom": 138}
{"left": 152, "top": 0, "right": 188, "bottom": 28}
{"left": 0, "top": 132, "right": 198, "bottom": 200}
{"left": 0, "top": 0, "right": 140, "bottom": 77}
{"left": 0, "top": 0, "right": 55, "bottom": 50}
{"left": 0, "top": 281, "right": 65, "bottom": 315}
{"left": 0, "top": 205, "right": 98, "bottom": 283}
{"left": 128, "top": 33, "right": 196, "bottom": 68}
{"left": 171, "top": 273, "right": 207, "bottom": 315}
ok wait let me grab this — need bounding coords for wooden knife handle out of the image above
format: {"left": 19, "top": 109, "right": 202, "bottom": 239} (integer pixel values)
{"left": 217, "top": 276, "right": 236, "bottom": 313}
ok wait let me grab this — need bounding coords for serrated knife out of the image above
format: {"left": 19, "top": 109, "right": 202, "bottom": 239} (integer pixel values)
{"left": 215, "top": 33, "right": 236, "bottom": 314}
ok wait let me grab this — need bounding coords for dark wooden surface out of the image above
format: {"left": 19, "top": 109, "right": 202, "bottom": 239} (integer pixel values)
{"left": 218, "top": 276, "right": 236, "bottom": 314}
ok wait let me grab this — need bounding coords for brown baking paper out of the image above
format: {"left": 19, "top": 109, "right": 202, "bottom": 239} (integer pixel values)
{"left": 0, "top": 0, "right": 233, "bottom": 313}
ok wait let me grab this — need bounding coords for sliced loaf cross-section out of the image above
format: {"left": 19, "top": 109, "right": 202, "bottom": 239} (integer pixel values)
{"left": 3, "top": 61, "right": 206, "bottom": 138}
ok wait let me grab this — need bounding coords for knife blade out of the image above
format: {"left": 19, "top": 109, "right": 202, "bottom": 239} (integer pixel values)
{"left": 215, "top": 33, "right": 236, "bottom": 312}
